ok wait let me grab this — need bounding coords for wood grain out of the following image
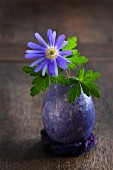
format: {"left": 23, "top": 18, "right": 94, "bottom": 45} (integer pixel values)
{"left": 0, "top": 63, "right": 113, "bottom": 169}
{"left": 1, "top": 0, "right": 113, "bottom": 5}
{"left": 1, "top": 44, "right": 113, "bottom": 63}
{"left": 0, "top": 3, "right": 113, "bottom": 62}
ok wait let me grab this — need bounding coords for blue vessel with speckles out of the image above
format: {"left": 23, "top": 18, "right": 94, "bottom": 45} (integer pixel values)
{"left": 42, "top": 84, "right": 95, "bottom": 144}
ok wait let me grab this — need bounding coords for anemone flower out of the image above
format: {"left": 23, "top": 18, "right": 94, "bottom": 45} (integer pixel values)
{"left": 25, "top": 29, "right": 73, "bottom": 76}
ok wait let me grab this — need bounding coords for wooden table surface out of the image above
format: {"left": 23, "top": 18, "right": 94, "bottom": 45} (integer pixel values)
{"left": 0, "top": 1, "right": 113, "bottom": 170}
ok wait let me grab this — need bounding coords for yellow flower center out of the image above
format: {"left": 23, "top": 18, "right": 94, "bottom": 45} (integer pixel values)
{"left": 46, "top": 48, "right": 57, "bottom": 60}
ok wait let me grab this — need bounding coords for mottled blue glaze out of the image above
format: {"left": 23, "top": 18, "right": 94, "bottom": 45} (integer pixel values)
{"left": 42, "top": 84, "right": 95, "bottom": 143}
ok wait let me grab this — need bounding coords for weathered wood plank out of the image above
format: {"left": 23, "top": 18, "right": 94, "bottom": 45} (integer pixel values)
{"left": 0, "top": 4, "right": 113, "bottom": 45}
{"left": 0, "top": 44, "right": 113, "bottom": 62}
{"left": 0, "top": 63, "right": 113, "bottom": 169}
{"left": 1, "top": 0, "right": 113, "bottom": 5}
{"left": 0, "top": 3, "right": 113, "bottom": 61}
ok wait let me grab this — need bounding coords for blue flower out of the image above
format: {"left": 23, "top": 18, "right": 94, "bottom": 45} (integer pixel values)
{"left": 25, "top": 29, "right": 73, "bottom": 76}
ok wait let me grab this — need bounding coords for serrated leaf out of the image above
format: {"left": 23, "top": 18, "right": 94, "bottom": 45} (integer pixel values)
{"left": 81, "top": 82, "right": 101, "bottom": 98}
{"left": 76, "top": 68, "right": 101, "bottom": 98}
{"left": 68, "top": 55, "right": 88, "bottom": 66}
{"left": 50, "top": 76, "right": 57, "bottom": 84}
{"left": 67, "top": 81, "right": 81, "bottom": 103}
{"left": 77, "top": 68, "right": 84, "bottom": 81}
{"left": 84, "top": 70, "right": 101, "bottom": 82}
{"left": 30, "top": 84, "right": 41, "bottom": 96}
{"left": 32, "top": 76, "right": 44, "bottom": 85}
{"left": 30, "top": 71, "right": 42, "bottom": 76}
{"left": 31, "top": 74, "right": 50, "bottom": 96}
{"left": 66, "top": 77, "right": 78, "bottom": 86}
{"left": 80, "top": 83, "right": 90, "bottom": 96}
{"left": 66, "top": 68, "right": 101, "bottom": 102}
{"left": 63, "top": 37, "right": 77, "bottom": 50}
{"left": 67, "top": 63, "right": 76, "bottom": 70}
{"left": 22, "top": 65, "right": 33, "bottom": 73}
{"left": 57, "top": 74, "right": 67, "bottom": 85}
{"left": 72, "top": 50, "right": 79, "bottom": 55}
{"left": 22, "top": 65, "right": 42, "bottom": 76}
{"left": 42, "top": 76, "right": 50, "bottom": 92}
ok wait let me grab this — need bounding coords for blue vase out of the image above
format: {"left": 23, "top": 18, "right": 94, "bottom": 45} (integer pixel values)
{"left": 42, "top": 84, "right": 95, "bottom": 143}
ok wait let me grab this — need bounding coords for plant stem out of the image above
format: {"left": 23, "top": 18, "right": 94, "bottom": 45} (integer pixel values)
{"left": 66, "top": 70, "right": 68, "bottom": 79}
{"left": 66, "top": 69, "right": 70, "bottom": 79}
{"left": 68, "top": 69, "right": 70, "bottom": 78}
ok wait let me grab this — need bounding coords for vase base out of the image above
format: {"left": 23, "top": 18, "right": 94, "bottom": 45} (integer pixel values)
{"left": 41, "top": 129, "right": 98, "bottom": 157}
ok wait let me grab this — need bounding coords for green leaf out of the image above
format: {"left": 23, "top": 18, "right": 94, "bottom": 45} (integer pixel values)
{"left": 77, "top": 68, "right": 101, "bottom": 98}
{"left": 30, "top": 84, "right": 42, "bottom": 96}
{"left": 68, "top": 77, "right": 78, "bottom": 84}
{"left": 72, "top": 50, "right": 79, "bottom": 55}
{"left": 22, "top": 65, "right": 42, "bottom": 76}
{"left": 81, "top": 82, "right": 101, "bottom": 98}
{"left": 67, "top": 81, "right": 81, "bottom": 103}
{"left": 50, "top": 76, "right": 57, "bottom": 84}
{"left": 57, "top": 74, "right": 67, "bottom": 85}
{"left": 77, "top": 68, "right": 84, "bottom": 81}
{"left": 68, "top": 55, "right": 88, "bottom": 66}
{"left": 84, "top": 70, "right": 101, "bottom": 82}
{"left": 42, "top": 76, "right": 50, "bottom": 92}
{"left": 67, "top": 63, "right": 76, "bottom": 70}
{"left": 22, "top": 65, "right": 33, "bottom": 73}
{"left": 58, "top": 67, "right": 63, "bottom": 73}
{"left": 63, "top": 37, "right": 88, "bottom": 68}
{"left": 80, "top": 83, "right": 90, "bottom": 96}
{"left": 67, "top": 68, "right": 101, "bottom": 103}
{"left": 32, "top": 77, "right": 44, "bottom": 85}
{"left": 50, "top": 74, "right": 79, "bottom": 87}
{"left": 30, "top": 74, "right": 50, "bottom": 96}
{"left": 63, "top": 36, "right": 77, "bottom": 50}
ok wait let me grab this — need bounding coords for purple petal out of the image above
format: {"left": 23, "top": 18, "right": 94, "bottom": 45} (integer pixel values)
{"left": 47, "top": 29, "right": 53, "bottom": 46}
{"left": 30, "top": 57, "right": 46, "bottom": 67}
{"left": 57, "top": 55, "right": 71, "bottom": 64}
{"left": 57, "top": 41, "right": 68, "bottom": 50}
{"left": 24, "top": 54, "right": 46, "bottom": 59}
{"left": 26, "top": 50, "right": 46, "bottom": 54}
{"left": 54, "top": 59, "right": 58, "bottom": 76}
{"left": 48, "top": 60, "right": 54, "bottom": 75}
{"left": 55, "top": 35, "right": 65, "bottom": 49}
{"left": 35, "top": 33, "right": 49, "bottom": 48}
{"left": 34, "top": 59, "right": 47, "bottom": 72}
{"left": 42, "top": 63, "right": 48, "bottom": 76}
{"left": 52, "top": 31, "right": 56, "bottom": 46}
{"left": 59, "top": 50, "right": 73, "bottom": 56}
{"left": 56, "top": 57, "right": 68, "bottom": 70}
{"left": 27, "top": 42, "right": 46, "bottom": 51}
{"left": 48, "top": 60, "right": 56, "bottom": 76}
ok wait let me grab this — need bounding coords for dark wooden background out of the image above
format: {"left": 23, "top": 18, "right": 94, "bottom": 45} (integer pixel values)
{"left": 0, "top": 0, "right": 113, "bottom": 169}
{"left": 0, "top": 0, "right": 113, "bottom": 62}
